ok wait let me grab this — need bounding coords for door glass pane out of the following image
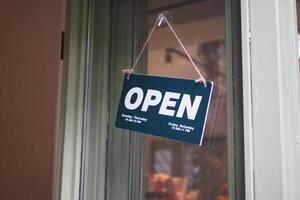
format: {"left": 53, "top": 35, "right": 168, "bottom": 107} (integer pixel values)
{"left": 144, "top": 1, "right": 227, "bottom": 200}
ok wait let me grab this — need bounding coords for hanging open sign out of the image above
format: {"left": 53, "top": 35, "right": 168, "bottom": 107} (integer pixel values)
{"left": 115, "top": 13, "right": 213, "bottom": 145}
{"left": 115, "top": 74, "right": 213, "bottom": 145}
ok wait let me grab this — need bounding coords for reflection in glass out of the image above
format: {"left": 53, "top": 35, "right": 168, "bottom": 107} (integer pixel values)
{"left": 144, "top": 1, "right": 227, "bottom": 200}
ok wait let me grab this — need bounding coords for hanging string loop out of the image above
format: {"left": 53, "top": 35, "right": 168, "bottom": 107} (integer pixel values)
{"left": 122, "top": 12, "right": 207, "bottom": 86}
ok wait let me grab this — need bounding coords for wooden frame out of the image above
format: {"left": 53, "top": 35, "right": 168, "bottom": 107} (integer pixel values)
{"left": 241, "top": 0, "right": 300, "bottom": 200}
{"left": 58, "top": 0, "right": 88, "bottom": 199}
{"left": 226, "top": 0, "right": 245, "bottom": 200}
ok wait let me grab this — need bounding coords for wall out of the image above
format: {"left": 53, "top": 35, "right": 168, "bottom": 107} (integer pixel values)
{"left": 0, "top": 0, "right": 65, "bottom": 199}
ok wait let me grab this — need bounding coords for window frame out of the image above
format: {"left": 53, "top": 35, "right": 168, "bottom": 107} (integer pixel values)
{"left": 240, "top": 0, "right": 300, "bottom": 200}
{"left": 57, "top": 0, "right": 89, "bottom": 199}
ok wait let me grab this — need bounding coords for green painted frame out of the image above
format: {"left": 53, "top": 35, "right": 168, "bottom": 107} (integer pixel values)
{"left": 81, "top": 0, "right": 147, "bottom": 199}
{"left": 80, "top": 0, "right": 111, "bottom": 199}
{"left": 226, "top": 0, "right": 245, "bottom": 199}
{"left": 57, "top": 0, "right": 89, "bottom": 199}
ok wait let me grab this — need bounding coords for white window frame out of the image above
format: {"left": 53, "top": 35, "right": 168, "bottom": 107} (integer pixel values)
{"left": 241, "top": 0, "right": 300, "bottom": 200}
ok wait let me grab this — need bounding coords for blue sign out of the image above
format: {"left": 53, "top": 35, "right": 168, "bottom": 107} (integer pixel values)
{"left": 115, "top": 74, "right": 213, "bottom": 146}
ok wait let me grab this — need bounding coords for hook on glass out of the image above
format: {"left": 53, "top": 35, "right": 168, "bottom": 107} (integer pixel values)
{"left": 157, "top": 11, "right": 172, "bottom": 28}
{"left": 157, "top": 14, "right": 165, "bottom": 27}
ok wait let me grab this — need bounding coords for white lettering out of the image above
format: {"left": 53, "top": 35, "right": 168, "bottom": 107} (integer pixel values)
{"left": 141, "top": 89, "right": 162, "bottom": 112}
{"left": 176, "top": 95, "right": 202, "bottom": 120}
{"left": 124, "top": 87, "right": 144, "bottom": 110}
{"left": 158, "top": 92, "right": 181, "bottom": 117}
{"left": 123, "top": 87, "right": 203, "bottom": 120}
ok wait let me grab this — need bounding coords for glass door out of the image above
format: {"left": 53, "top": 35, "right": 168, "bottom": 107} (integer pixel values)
{"left": 142, "top": 1, "right": 237, "bottom": 200}
{"left": 60, "top": 0, "right": 244, "bottom": 199}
